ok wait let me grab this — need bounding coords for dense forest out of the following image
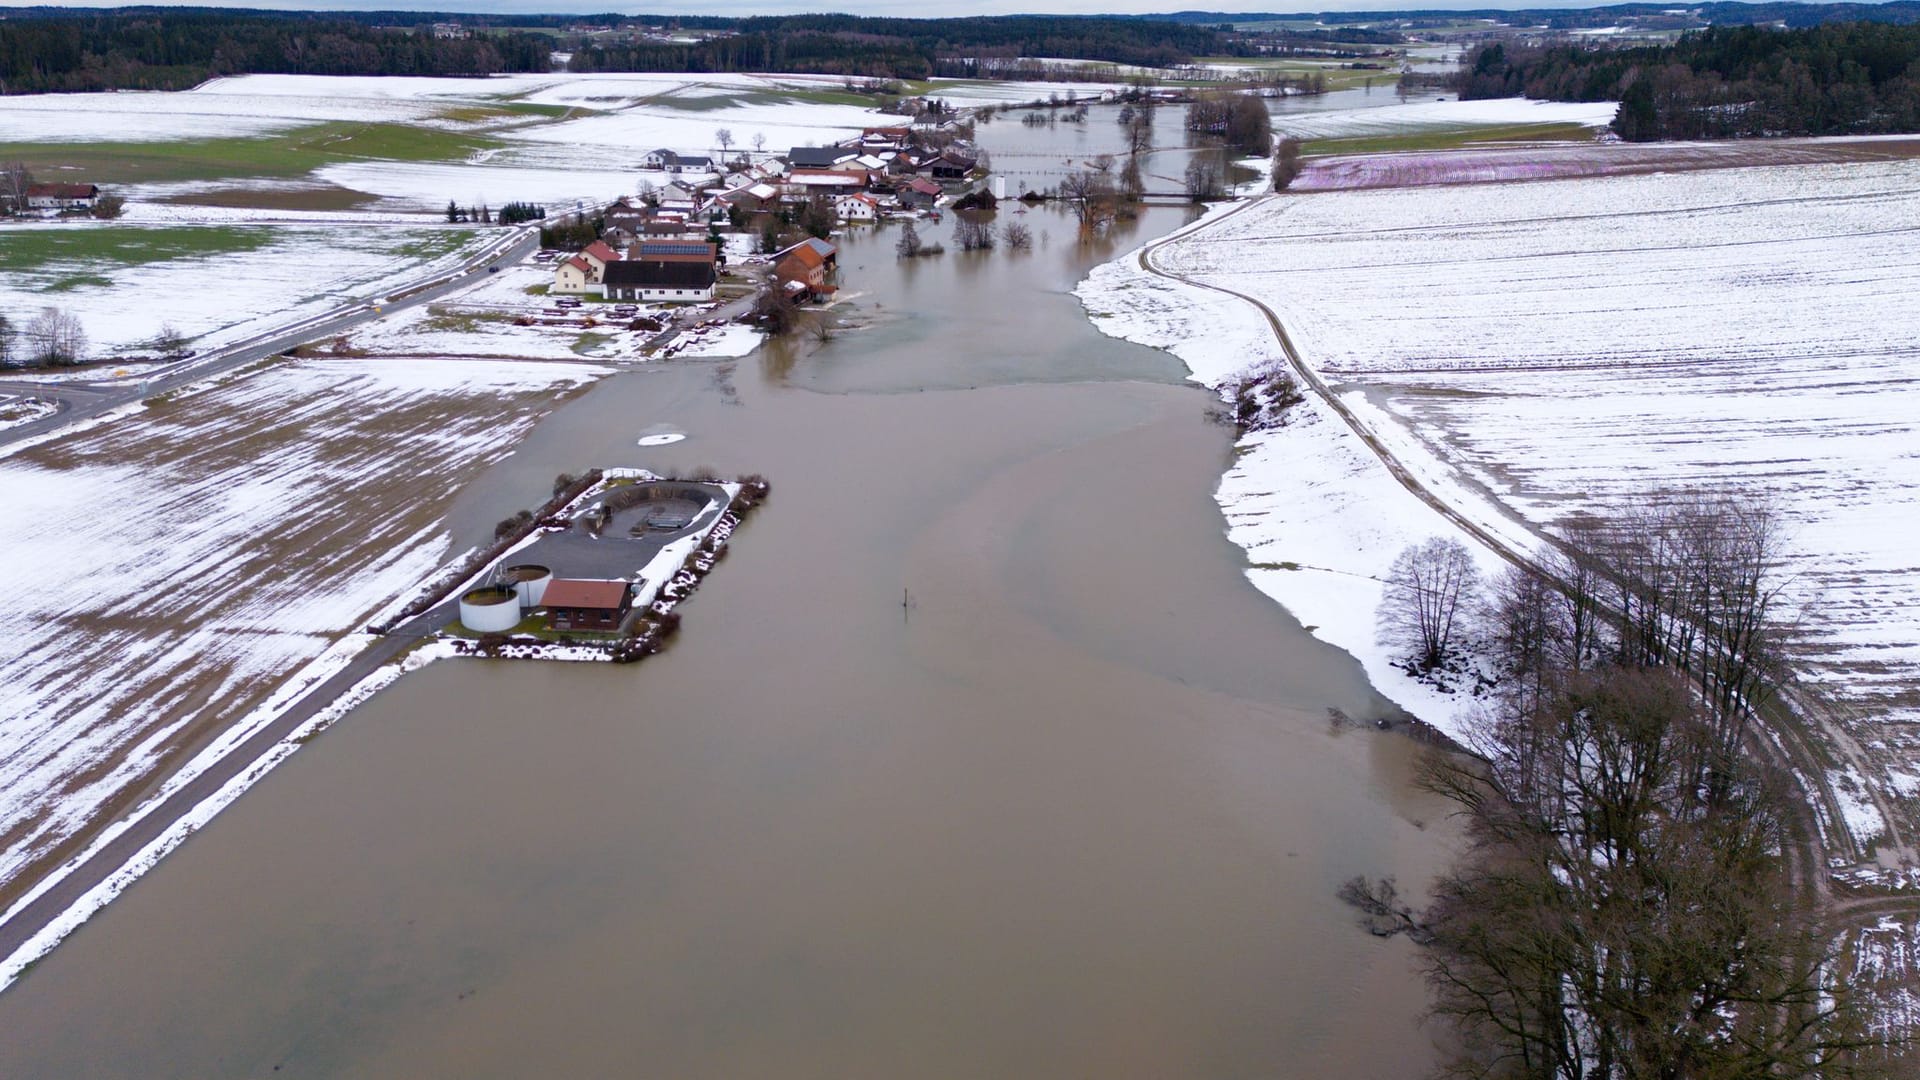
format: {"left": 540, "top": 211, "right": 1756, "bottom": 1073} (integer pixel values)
{"left": 1461, "top": 24, "right": 1920, "bottom": 139}
{"left": 0, "top": 10, "right": 550, "bottom": 93}
{"left": 566, "top": 15, "right": 1222, "bottom": 80}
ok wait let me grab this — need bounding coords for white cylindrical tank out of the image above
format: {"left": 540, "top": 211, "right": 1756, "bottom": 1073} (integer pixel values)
{"left": 459, "top": 586, "right": 522, "bottom": 633}
{"left": 506, "top": 564, "right": 553, "bottom": 607}
{"left": 990, "top": 175, "right": 1006, "bottom": 201}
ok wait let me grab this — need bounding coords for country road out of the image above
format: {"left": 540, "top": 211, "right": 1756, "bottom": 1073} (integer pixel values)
{"left": 0, "top": 224, "right": 540, "bottom": 452}
{"left": 1133, "top": 193, "right": 1915, "bottom": 912}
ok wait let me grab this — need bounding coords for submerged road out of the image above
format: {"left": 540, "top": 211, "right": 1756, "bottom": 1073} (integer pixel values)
{"left": 0, "top": 476, "right": 731, "bottom": 984}
{"left": 0, "top": 224, "right": 546, "bottom": 977}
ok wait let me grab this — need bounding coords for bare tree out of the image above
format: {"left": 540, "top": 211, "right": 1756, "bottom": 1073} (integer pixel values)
{"left": 24, "top": 307, "right": 86, "bottom": 367}
{"left": 714, "top": 128, "right": 734, "bottom": 158}
{"left": 1059, "top": 168, "right": 1115, "bottom": 230}
{"left": 0, "top": 314, "right": 15, "bottom": 368}
{"left": 1183, "top": 153, "right": 1225, "bottom": 202}
{"left": 0, "top": 162, "right": 31, "bottom": 215}
{"left": 1003, "top": 221, "right": 1033, "bottom": 250}
{"left": 751, "top": 131, "right": 766, "bottom": 155}
{"left": 1378, "top": 536, "right": 1479, "bottom": 671}
{"left": 953, "top": 217, "right": 995, "bottom": 252}
{"left": 1123, "top": 104, "right": 1155, "bottom": 157}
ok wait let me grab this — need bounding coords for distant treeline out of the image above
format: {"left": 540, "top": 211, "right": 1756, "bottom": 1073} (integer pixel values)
{"left": 1131, "top": 3, "right": 1920, "bottom": 29}
{"left": 1462, "top": 24, "right": 1920, "bottom": 139}
{"left": 566, "top": 14, "right": 1222, "bottom": 80}
{"left": 0, "top": 10, "right": 550, "bottom": 94}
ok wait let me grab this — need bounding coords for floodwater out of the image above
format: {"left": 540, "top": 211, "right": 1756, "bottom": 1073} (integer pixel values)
{"left": 0, "top": 125, "right": 1459, "bottom": 1076}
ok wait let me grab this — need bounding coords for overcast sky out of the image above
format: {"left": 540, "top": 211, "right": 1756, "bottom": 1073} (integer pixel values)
{"left": 0, "top": 0, "right": 1619, "bottom": 16}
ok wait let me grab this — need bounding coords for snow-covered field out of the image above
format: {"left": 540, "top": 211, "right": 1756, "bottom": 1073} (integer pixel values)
{"left": 1082, "top": 158, "right": 1920, "bottom": 826}
{"left": 0, "top": 223, "right": 497, "bottom": 353}
{"left": 1271, "top": 97, "right": 1617, "bottom": 140}
{"left": 0, "top": 356, "right": 604, "bottom": 901}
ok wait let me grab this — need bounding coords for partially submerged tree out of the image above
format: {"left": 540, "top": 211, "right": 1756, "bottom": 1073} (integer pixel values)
{"left": 1183, "top": 153, "right": 1225, "bottom": 202}
{"left": 895, "top": 218, "right": 923, "bottom": 258}
{"left": 953, "top": 216, "right": 995, "bottom": 251}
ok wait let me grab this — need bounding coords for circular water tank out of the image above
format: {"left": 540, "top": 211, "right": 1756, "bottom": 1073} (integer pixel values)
{"left": 459, "top": 586, "right": 522, "bottom": 634}
{"left": 504, "top": 564, "right": 553, "bottom": 607}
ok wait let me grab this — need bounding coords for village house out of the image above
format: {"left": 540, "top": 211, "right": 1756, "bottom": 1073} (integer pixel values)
{"left": 26, "top": 183, "right": 99, "bottom": 211}
{"left": 655, "top": 181, "right": 702, "bottom": 212}
{"left": 604, "top": 200, "right": 649, "bottom": 233}
{"left": 717, "top": 182, "right": 781, "bottom": 216}
{"left": 834, "top": 192, "right": 879, "bottom": 223}
{"left": 919, "top": 150, "right": 975, "bottom": 181}
{"left": 896, "top": 176, "right": 942, "bottom": 210}
{"left": 640, "top": 149, "right": 714, "bottom": 174}
{"left": 604, "top": 259, "right": 717, "bottom": 303}
{"left": 632, "top": 239, "right": 720, "bottom": 266}
{"left": 578, "top": 239, "right": 621, "bottom": 279}
{"left": 553, "top": 254, "right": 596, "bottom": 295}
{"left": 859, "top": 126, "right": 911, "bottom": 151}
{"left": 639, "top": 216, "right": 694, "bottom": 238}
{"left": 553, "top": 239, "right": 622, "bottom": 295}
{"left": 773, "top": 237, "right": 838, "bottom": 301}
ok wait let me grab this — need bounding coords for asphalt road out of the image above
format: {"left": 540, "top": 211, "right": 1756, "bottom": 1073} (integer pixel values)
{"left": 0, "top": 226, "right": 540, "bottom": 451}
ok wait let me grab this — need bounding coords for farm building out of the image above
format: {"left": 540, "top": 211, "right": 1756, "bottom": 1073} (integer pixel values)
{"left": 26, "top": 183, "right": 99, "bottom": 211}
{"left": 604, "top": 259, "right": 717, "bottom": 302}
{"left": 640, "top": 149, "right": 714, "bottom": 173}
{"left": 787, "top": 146, "right": 858, "bottom": 169}
{"left": 543, "top": 579, "right": 635, "bottom": 632}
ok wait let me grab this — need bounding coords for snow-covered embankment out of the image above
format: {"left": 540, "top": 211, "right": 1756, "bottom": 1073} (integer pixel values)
{"left": 1075, "top": 206, "right": 1506, "bottom": 742}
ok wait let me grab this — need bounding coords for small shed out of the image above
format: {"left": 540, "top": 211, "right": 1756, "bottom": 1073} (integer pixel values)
{"left": 543, "top": 578, "right": 634, "bottom": 632}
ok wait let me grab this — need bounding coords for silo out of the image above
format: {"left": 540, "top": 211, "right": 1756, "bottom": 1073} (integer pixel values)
{"left": 459, "top": 586, "right": 522, "bottom": 633}
{"left": 505, "top": 564, "right": 553, "bottom": 607}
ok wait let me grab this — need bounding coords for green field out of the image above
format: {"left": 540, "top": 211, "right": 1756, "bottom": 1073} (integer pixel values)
{"left": 0, "top": 226, "right": 273, "bottom": 272}
{"left": 0, "top": 121, "right": 506, "bottom": 186}
{"left": 1300, "top": 121, "right": 1601, "bottom": 156}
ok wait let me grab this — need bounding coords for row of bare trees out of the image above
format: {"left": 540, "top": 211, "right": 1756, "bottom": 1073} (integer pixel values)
{"left": 0, "top": 307, "right": 87, "bottom": 368}
{"left": 1380, "top": 493, "right": 1793, "bottom": 758}
{"left": 1361, "top": 494, "right": 1893, "bottom": 1076}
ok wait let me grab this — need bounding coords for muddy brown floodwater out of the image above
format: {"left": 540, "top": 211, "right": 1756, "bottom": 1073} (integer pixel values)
{"left": 0, "top": 198, "right": 1459, "bottom": 1077}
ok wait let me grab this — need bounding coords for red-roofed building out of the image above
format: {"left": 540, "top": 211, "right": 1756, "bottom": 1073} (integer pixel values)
{"left": 26, "top": 183, "right": 99, "bottom": 211}
{"left": 542, "top": 579, "right": 634, "bottom": 631}
{"left": 580, "top": 240, "right": 621, "bottom": 277}
{"left": 553, "top": 254, "right": 596, "bottom": 295}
